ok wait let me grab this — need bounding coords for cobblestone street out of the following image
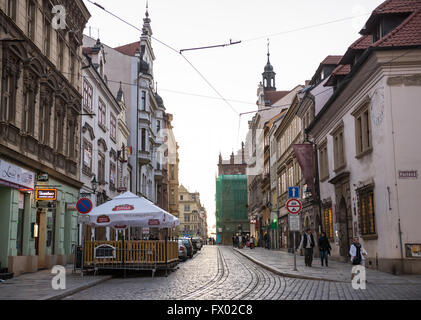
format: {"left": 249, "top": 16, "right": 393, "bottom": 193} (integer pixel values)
{"left": 64, "top": 246, "right": 421, "bottom": 300}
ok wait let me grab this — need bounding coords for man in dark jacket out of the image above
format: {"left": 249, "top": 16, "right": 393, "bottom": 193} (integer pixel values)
{"left": 299, "top": 229, "right": 315, "bottom": 267}
{"left": 318, "top": 232, "right": 332, "bottom": 267}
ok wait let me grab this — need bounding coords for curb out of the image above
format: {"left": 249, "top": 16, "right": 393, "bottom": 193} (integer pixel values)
{"left": 234, "top": 249, "right": 348, "bottom": 283}
{"left": 41, "top": 275, "right": 113, "bottom": 300}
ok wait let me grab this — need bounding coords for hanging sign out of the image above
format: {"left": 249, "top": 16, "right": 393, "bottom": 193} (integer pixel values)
{"left": 36, "top": 189, "right": 57, "bottom": 201}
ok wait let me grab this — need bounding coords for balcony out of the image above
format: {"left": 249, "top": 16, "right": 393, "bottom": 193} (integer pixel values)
{"left": 154, "top": 169, "right": 163, "bottom": 180}
{"left": 137, "top": 150, "right": 151, "bottom": 165}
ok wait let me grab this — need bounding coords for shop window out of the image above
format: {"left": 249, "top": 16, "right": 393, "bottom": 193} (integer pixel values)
{"left": 16, "top": 193, "right": 25, "bottom": 256}
{"left": 358, "top": 186, "right": 376, "bottom": 237}
{"left": 323, "top": 205, "right": 334, "bottom": 240}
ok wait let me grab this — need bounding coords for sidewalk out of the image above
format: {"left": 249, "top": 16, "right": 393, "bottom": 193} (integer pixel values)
{"left": 0, "top": 265, "right": 111, "bottom": 300}
{"left": 234, "top": 247, "right": 421, "bottom": 284}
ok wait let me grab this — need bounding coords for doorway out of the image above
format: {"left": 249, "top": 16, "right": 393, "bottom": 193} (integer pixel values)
{"left": 338, "top": 197, "right": 352, "bottom": 259}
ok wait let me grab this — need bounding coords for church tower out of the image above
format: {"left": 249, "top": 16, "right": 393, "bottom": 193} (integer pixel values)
{"left": 262, "top": 40, "right": 276, "bottom": 91}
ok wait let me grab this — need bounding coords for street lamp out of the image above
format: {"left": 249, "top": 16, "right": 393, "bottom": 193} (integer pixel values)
{"left": 91, "top": 175, "right": 98, "bottom": 195}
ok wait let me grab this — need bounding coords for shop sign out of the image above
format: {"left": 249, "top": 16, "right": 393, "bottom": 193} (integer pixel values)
{"left": 0, "top": 159, "right": 35, "bottom": 189}
{"left": 406, "top": 244, "right": 421, "bottom": 258}
{"left": 37, "top": 173, "right": 49, "bottom": 182}
{"left": 97, "top": 215, "right": 110, "bottom": 224}
{"left": 112, "top": 204, "right": 134, "bottom": 211}
{"left": 114, "top": 225, "right": 127, "bottom": 229}
{"left": 36, "top": 189, "right": 57, "bottom": 201}
{"left": 148, "top": 219, "right": 160, "bottom": 226}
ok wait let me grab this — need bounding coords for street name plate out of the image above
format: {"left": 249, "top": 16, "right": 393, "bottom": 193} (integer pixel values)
{"left": 289, "top": 215, "right": 301, "bottom": 232}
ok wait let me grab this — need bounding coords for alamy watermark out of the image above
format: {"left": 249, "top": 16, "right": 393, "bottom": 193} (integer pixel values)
{"left": 51, "top": 265, "right": 66, "bottom": 290}
{"left": 351, "top": 265, "right": 367, "bottom": 290}
{"left": 52, "top": 5, "right": 67, "bottom": 30}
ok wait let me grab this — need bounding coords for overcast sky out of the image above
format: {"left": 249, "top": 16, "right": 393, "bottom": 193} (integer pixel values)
{"left": 83, "top": 0, "right": 384, "bottom": 234}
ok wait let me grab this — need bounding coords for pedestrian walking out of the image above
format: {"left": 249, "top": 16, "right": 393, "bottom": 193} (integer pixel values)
{"left": 263, "top": 232, "right": 270, "bottom": 250}
{"left": 318, "top": 232, "right": 332, "bottom": 267}
{"left": 232, "top": 235, "right": 235, "bottom": 247}
{"left": 350, "top": 237, "right": 368, "bottom": 266}
{"left": 299, "top": 229, "right": 315, "bottom": 267}
{"left": 242, "top": 235, "right": 247, "bottom": 248}
{"left": 235, "top": 235, "right": 239, "bottom": 248}
{"left": 238, "top": 234, "right": 243, "bottom": 249}
{"left": 250, "top": 236, "right": 255, "bottom": 249}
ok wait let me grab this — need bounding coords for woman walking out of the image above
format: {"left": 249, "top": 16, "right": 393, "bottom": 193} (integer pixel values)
{"left": 318, "top": 232, "right": 332, "bottom": 267}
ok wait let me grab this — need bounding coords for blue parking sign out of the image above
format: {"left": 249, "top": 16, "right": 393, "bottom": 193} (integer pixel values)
{"left": 288, "top": 187, "right": 300, "bottom": 199}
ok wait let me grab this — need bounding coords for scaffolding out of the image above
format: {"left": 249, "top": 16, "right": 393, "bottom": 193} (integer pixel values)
{"left": 215, "top": 175, "right": 249, "bottom": 245}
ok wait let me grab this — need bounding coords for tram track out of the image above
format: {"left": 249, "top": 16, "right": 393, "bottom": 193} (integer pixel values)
{"left": 177, "top": 247, "right": 230, "bottom": 300}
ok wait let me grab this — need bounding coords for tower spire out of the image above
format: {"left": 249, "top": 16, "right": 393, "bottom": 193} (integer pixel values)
{"left": 262, "top": 38, "right": 276, "bottom": 92}
{"left": 142, "top": 0, "right": 152, "bottom": 36}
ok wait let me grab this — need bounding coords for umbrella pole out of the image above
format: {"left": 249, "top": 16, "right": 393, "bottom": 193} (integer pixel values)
{"left": 165, "top": 228, "right": 168, "bottom": 277}
{"left": 123, "top": 235, "right": 126, "bottom": 279}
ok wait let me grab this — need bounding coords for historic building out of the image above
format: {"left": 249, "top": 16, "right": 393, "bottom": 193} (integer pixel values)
{"left": 307, "top": 0, "right": 421, "bottom": 274}
{"left": 80, "top": 39, "right": 130, "bottom": 242}
{"left": 166, "top": 113, "right": 180, "bottom": 218}
{"left": 0, "top": 0, "right": 90, "bottom": 276}
{"left": 178, "top": 185, "right": 207, "bottom": 238}
{"left": 216, "top": 146, "right": 248, "bottom": 245}
{"left": 83, "top": 7, "right": 174, "bottom": 212}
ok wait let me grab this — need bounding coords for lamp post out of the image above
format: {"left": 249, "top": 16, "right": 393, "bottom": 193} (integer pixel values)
{"left": 91, "top": 175, "right": 98, "bottom": 195}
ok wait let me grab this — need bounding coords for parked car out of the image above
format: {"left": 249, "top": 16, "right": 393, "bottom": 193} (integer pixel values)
{"left": 180, "top": 238, "right": 194, "bottom": 258}
{"left": 192, "top": 237, "right": 202, "bottom": 251}
{"left": 178, "top": 240, "right": 188, "bottom": 261}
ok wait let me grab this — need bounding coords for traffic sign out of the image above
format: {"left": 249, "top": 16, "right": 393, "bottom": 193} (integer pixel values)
{"left": 286, "top": 198, "right": 302, "bottom": 215}
{"left": 288, "top": 187, "right": 300, "bottom": 199}
{"left": 76, "top": 198, "right": 93, "bottom": 215}
{"left": 289, "top": 215, "right": 301, "bottom": 231}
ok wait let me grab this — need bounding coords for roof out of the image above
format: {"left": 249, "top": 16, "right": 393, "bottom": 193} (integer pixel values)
{"left": 320, "top": 55, "right": 343, "bottom": 65}
{"left": 324, "top": 64, "right": 351, "bottom": 86}
{"left": 362, "top": 0, "right": 421, "bottom": 32}
{"left": 114, "top": 41, "right": 141, "bottom": 56}
{"left": 372, "top": 8, "right": 421, "bottom": 47}
{"left": 266, "top": 110, "right": 288, "bottom": 128}
{"left": 264, "top": 91, "right": 290, "bottom": 106}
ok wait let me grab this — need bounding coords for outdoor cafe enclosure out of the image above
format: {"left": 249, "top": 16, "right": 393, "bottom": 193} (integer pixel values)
{"left": 80, "top": 192, "right": 180, "bottom": 274}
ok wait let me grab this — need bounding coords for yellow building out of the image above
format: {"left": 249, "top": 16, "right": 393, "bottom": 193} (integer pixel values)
{"left": 178, "top": 185, "right": 207, "bottom": 238}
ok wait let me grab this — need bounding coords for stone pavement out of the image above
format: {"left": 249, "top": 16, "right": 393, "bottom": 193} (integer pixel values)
{"left": 234, "top": 247, "right": 421, "bottom": 284}
{"left": 0, "top": 265, "right": 111, "bottom": 300}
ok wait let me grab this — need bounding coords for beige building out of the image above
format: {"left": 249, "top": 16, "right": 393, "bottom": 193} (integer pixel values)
{"left": 178, "top": 185, "right": 207, "bottom": 238}
{"left": 166, "top": 113, "right": 179, "bottom": 218}
{"left": 0, "top": 0, "right": 90, "bottom": 275}
{"left": 308, "top": 1, "right": 421, "bottom": 274}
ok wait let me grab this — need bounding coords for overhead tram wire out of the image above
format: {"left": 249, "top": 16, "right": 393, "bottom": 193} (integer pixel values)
{"left": 86, "top": 0, "right": 239, "bottom": 115}
{"left": 59, "top": 69, "right": 256, "bottom": 105}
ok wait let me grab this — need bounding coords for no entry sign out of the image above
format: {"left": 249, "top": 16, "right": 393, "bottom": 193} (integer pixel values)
{"left": 286, "top": 198, "right": 302, "bottom": 215}
{"left": 76, "top": 198, "right": 93, "bottom": 215}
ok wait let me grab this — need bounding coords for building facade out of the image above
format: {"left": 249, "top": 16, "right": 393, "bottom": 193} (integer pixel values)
{"left": 308, "top": 0, "right": 421, "bottom": 274}
{"left": 178, "top": 185, "right": 207, "bottom": 238}
{"left": 80, "top": 39, "right": 130, "bottom": 242}
{"left": 0, "top": 0, "right": 90, "bottom": 275}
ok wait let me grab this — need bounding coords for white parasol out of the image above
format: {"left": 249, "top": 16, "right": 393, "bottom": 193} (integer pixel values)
{"left": 87, "top": 192, "right": 180, "bottom": 230}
